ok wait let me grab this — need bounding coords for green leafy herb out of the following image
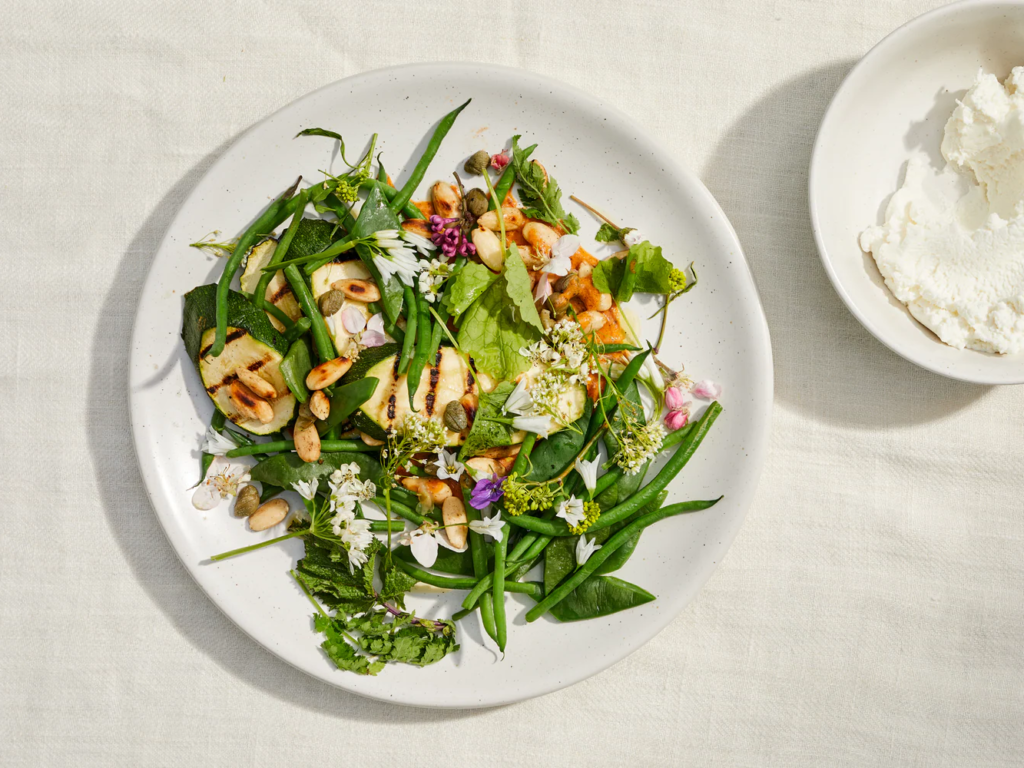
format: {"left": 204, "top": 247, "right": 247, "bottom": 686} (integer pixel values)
{"left": 594, "top": 222, "right": 635, "bottom": 243}
{"left": 510, "top": 136, "right": 579, "bottom": 234}
{"left": 457, "top": 246, "right": 543, "bottom": 379}
{"left": 591, "top": 241, "right": 684, "bottom": 300}
{"left": 459, "top": 380, "right": 516, "bottom": 458}
{"left": 249, "top": 451, "right": 383, "bottom": 490}
{"left": 442, "top": 261, "right": 500, "bottom": 319}
{"left": 351, "top": 184, "right": 405, "bottom": 323}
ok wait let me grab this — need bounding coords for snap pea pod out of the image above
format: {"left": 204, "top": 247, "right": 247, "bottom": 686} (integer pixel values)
{"left": 389, "top": 99, "right": 471, "bottom": 214}
{"left": 283, "top": 263, "right": 336, "bottom": 363}
{"left": 280, "top": 338, "right": 313, "bottom": 403}
{"left": 617, "top": 246, "right": 640, "bottom": 302}
{"left": 252, "top": 189, "right": 309, "bottom": 309}
{"left": 315, "top": 378, "right": 379, "bottom": 435}
{"left": 281, "top": 317, "right": 312, "bottom": 344}
{"left": 225, "top": 439, "right": 379, "bottom": 458}
{"left": 492, "top": 142, "right": 536, "bottom": 209}
{"left": 525, "top": 498, "right": 722, "bottom": 622}
{"left": 405, "top": 299, "right": 432, "bottom": 409}
{"left": 507, "top": 402, "right": 722, "bottom": 537}
{"left": 376, "top": 161, "right": 388, "bottom": 183}
{"left": 398, "top": 286, "right": 418, "bottom": 374}
{"left": 393, "top": 559, "right": 543, "bottom": 597}
{"left": 210, "top": 178, "right": 301, "bottom": 357}
{"left": 359, "top": 179, "right": 424, "bottom": 221}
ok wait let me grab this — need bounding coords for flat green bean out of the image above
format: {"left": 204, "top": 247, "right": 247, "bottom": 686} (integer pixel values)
{"left": 390, "top": 99, "right": 471, "bottom": 214}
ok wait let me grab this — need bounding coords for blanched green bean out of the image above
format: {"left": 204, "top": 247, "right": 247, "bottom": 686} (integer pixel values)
{"left": 224, "top": 439, "right": 379, "bottom": 458}
{"left": 390, "top": 99, "right": 471, "bottom": 214}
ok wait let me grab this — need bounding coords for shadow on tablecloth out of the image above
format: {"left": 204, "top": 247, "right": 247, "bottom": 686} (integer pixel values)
{"left": 702, "top": 62, "right": 993, "bottom": 429}
{"left": 88, "top": 137, "right": 490, "bottom": 722}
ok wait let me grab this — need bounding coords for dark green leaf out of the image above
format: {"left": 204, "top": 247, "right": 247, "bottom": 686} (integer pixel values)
{"left": 510, "top": 136, "right": 578, "bottom": 234}
{"left": 250, "top": 451, "right": 383, "bottom": 489}
{"left": 317, "top": 377, "right": 379, "bottom": 434}
{"left": 544, "top": 536, "right": 576, "bottom": 595}
{"left": 459, "top": 381, "right": 516, "bottom": 458}
{"left": 592, "top": 241, "right": 679, "bottom": 297}
{"left": 594, "top": 223, "right": 635, "bottom": 243}
{"left": 548, "top": 575, "right": 655, "bottom": 621}
{"left": 525, "top": 400, "right": 591, "bottom": 483}
{"left": 442, "top": 261, "right": 500, "bottom": 319}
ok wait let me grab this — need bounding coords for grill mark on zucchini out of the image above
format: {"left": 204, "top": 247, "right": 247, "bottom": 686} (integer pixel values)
{"left": 425, "top": 359, "right": 441, "bottom": 416}
{"left": 269, "top": 283, "right": 294, "bottom": 303}
{"left": 386, "top": 393, "right": 397, "bottom": 422}
{"left": 200, "top": 328, "right": 246, "bottom": 359}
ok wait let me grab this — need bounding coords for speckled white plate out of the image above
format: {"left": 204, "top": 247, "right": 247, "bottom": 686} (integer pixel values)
{"left": 810, "top": 0, "right": 1024, "bottom": 384}
{"left": 129, "top": 63, "right": 772, "bottom": 708}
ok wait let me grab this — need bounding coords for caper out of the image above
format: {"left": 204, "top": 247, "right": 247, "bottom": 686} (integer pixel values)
{"left": 463, "top": 150, "right": 490, "bottom": 176}
{"left": 318, "top": 289, "right": 345, "bottom": 317}
{"left": 234, "top": 484, "right": 260, "bottom": 518}
{"left": 465, "top": 188, "right": 489, "bottom": 218}
{"left": 444, "top": 400, "right": 469, "bottom": 432}
{"left": 554, "top": 271, "right": 578, "bottom": 293}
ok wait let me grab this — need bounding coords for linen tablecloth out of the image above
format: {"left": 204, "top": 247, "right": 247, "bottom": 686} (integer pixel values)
{"left": 3, "top": 0, "right": 1022, "bottom": 764}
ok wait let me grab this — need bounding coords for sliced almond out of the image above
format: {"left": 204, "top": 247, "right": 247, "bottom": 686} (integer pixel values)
{"left": 330, "top": 278, "right": 381, "bottom": 303}
{"left": 235, "top": 366, "right": 277, "bottom": 399}
{"left": 249, "top": 498, "right": 289, "bottom": 531}
{"left": 431, "top": 181, "right": 462, "bottom": 218}
{"left": 228, "top": 380, "right": 274, "bottom": 424}
{"left": 442, "top": 497, "right": 468, "bottom": 549}
{"left": 309, "top": 390, "right": 331, "bottom": 421}
{"left": 305, "top": 357, "right": 353, "bottom": 390}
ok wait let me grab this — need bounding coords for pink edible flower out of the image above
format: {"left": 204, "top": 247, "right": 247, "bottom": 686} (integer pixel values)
{"left": 664, "top": 409, "right": 689, "bottom": 431}
{"left": 663, "top": 386, "right": 692, "bottom": 431}
{"left": 534, "top": 274, "right": 553, "bottom": 304}
{"left": 490, "top": 151, "right": 510, "bottom": 171}
{"left": 693, "top": 380, "right": 722, "bottom": 400}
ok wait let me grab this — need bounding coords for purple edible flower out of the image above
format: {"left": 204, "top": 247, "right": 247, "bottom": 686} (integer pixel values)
{"left": 469, "top": 473, "right": 505, "bottom": 510}
{"left": 430, "top": 215, "right": 477, "bottom": 260}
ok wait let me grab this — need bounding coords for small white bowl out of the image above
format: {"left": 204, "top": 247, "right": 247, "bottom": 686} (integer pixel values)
{"left": 810, "top": 0, "right": 1024, "bottom": 384}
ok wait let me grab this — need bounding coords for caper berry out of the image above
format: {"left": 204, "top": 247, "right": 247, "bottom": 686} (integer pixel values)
{"left": 463, "top": 150, "right": 490, "bottom": 176}
{"left": 554, "top": 271, "right": 578, "bottom": 293}
{"left": 318, "top": 289, "right": 346, "bottom": 317}
{"left": 465, "top": 188, "right": 489, "bottom": 218}
{"left": 234, "top": 484, "right": 260, "bottom": 518}
{"left": 444, "top": 400, "right": 469, "bottom": 432}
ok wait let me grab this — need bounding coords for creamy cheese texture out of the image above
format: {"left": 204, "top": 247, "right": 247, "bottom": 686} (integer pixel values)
{"left": 860, "top": 67, "right": 1024, "bottom": 354}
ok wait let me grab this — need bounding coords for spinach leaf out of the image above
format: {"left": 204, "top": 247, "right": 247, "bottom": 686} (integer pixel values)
{"left": 459, "top": 381, "right": 515, "bottom": 458}
{"left": 510, "top": 136, "right": 579, "bottom": 234}
{"left": 280, "top": 338, "right": 312, "bottom": 403}
{"left": 544, "top": 536, "right": 576, "bottom": 595}
{"left": 457, "top": 247, "right": 543, "bottom": 380}
{"left": 525, "top": 400, "right": 591, "bottom": 483}
{"left": 442, "top": 261, "right": 500, "bottom": 319}
{"left": 250, "top": 451, "right": 382, "bottom": 488}
{"left": 548, "top": 575, "right": 655, "bottom": 621}
{"left": 351, "top": 184, "right": 405, "bottom": 323}
{"left": 316, "top": 377, "right": 379, "bottom": 434}
{"left": 592, "top": 241, "right": 679, "bottom": 298}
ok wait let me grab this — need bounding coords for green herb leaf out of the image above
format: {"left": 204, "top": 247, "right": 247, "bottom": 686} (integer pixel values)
{"left": 442, "top": 261, "right": 500, "bottom": 319}
{"left": 249, "top": 451, "right": 383, "bottom": 490}
{"left": 459, "top": 380, "right": 516, "bottom": 458}
{"left": 594, "top": 222, "right": 635, "bottom": 243}
{"left": 351, "top": 184, "right": 405, "bottom": 323}
{"left": 591, "top": 241, "right": 679, "bottom": 298}
{"left": 510, "top": 136, "right": 579, "bottom": 234}
{"left": 548, "top": 575, "right": 655, "bottom": 621}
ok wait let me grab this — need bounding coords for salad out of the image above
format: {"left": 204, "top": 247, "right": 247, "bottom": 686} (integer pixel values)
{"left": 182, "top": 99, "right": 723, "bottom": 675}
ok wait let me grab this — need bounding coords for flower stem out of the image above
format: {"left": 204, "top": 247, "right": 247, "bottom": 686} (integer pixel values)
{"left": 210, "top": 529, "right": 307, "bottom": 561}
{"left": 569, "top": 195, "right": 619, "bottom": 228}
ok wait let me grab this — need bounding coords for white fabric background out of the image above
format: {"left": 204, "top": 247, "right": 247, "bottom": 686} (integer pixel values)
{"left": 3, "top": 0, "right": 1022, "bottom": 764}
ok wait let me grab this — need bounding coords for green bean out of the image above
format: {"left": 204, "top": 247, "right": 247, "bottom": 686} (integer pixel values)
{"left": 525, "top": 498, "right": 722, "bottom": 622}
{"left": 374, "top": 496, "right": 427, "bottom": 526}
{"left": 368, "top": 520, "right": 397, "bottom": 533}
{"left": 283, "top": 264, "right": 336, "bottom": 363}
{"left": 492, "top": 531, "right": 509, "bottom": 651}
{"left": 393, "top": 559, "right": 543, "bottom": 597}
{"left": 405, "top": 301, "right": 432, "bottom": 409}
{"left": 398, "top": 286, "right": 418, "bottom": 374}
{"left": 252, "top": 190, "right": 309, "bottom": 308}
{"left": 491, "top": 142, "right": 535, "bottom": 210}
{"left": 390, "top": 99, "right": 471, "bottom": 214}
{"left": 282, "top": 317, "right": 312, "bottom": 344}
{"left": 260, "top": 301, "right": 296, "bottom": 329}
{"left": 360, "top": 179, "right": 425, "bottom": 221}
{"left": 224, "top": 439, "right": 379, "bottom": 458}
{"left": 301, "top": 233, "right": 358, "bottom": 276}
{"left": 210, "top": 178, "right": 301, "bottom": 357}
{"left": 508, "top": 402, "right": 722, "bottom": 536}
{"left": 465, "top": 497, "right": 498, "bottom": 643}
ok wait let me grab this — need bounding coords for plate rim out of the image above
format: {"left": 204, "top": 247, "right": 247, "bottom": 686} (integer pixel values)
{"left": 808, "top": 0, "right": 1024, "bottom": 385}
{"left": 128, "top": 61, "right": 774, "bottom": 707}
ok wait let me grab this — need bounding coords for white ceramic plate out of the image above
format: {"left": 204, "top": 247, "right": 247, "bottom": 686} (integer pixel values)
{"left": 810, "top": 0, "right": 1024, "bottom": 384}
{"left": 129, "top": 63, "right": 772, "bottom": 708}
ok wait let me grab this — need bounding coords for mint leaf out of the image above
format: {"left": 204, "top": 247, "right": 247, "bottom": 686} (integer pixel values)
{"left": 442, "top": 261, "right": 500, "bottom": 319}
{"left": 591, "top": 241, "right": 678, "bottom": 297}
{"left": 459, "top": 381, "right": 516, "bottom": 458}
{"left": 510, "top": 136, "right": 578, "bottom": 234}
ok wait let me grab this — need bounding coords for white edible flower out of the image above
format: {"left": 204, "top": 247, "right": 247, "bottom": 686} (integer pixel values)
{"left": 548, "top": 234, "right": 580, "bottom": 265}
{"left": 433, "top": 448, "right": 465, "bottom": 481}
{"left": 191, "top": 460, "right": 251, "bottom": 510}
{"left": 503, "top": 378, "right": 534, "bottom": 416}
{"left": 201, "top": 426, "right": 237, "bottom": 456}
{"left": 346, "top": 545, "right": 369, "bottom": 572}
{"left": 556, "top": 496, "right": 586, "bottom": 528}
{"left": 400, "top": 521, "right": 466, "bottom": 567}
{"left": 623, "top": 229, "right": 643, "bottom": 247}
{"left": 361, "top": 313, "right": 388, "bottom": 348}
{"left": 575, "top": 535, "right": 602, "bottom": 566}
{"left": 291, "top": 479, "right": 319, "bottom": 501}
{"left": 341, "top": 518, "right": 374, "bottom": 572}
{"left": 331, "top": 506, "right": 356, "bottom": 536}
{"left": 469, "top": 511, "right": 505, "bottom": 542}
{"left": 512, "top": 414, "right": 555, "bottom": 438}
{"left": 401, "top": 229, "right": 436, "bottom": 256}
{"left": 341, "top": 306, "right": 366, "bottom": 334}
{"left": 574, "top": 456, "right": 600, "bottom": 494}
{"left": 373, "top": 229, "right": 423, "bottom": 286}
{"left": 615, "top": 420, "right": 666, "bottom": 475}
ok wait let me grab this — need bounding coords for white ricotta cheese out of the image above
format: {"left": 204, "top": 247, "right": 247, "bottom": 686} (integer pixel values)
{"left": 860, "top": 67, "right": 1024, "bottom": 354}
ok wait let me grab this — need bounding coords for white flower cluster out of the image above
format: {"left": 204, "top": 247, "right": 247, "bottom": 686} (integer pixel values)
{"left": 520, "top": 318, "right": 590, "bottom": 384}
{"left": 319, "top": 463, "right": 376, "bottom": 571}
{"left": 398, "top": 413, "right": 447, "bottom": 454}
{"left": 417, "top": 258, "right": 453, "bottom": 304}
{"left": 372, "top": 229, "right": 434, "bottom": 287}
{"left": 614, "top": 419, "right": 666, "bottom": 475}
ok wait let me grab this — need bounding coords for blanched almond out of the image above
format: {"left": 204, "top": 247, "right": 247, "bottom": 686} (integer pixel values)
{"left": 309, "top": 390, "right": 330, "bottom": 421}
{"left": 228, "top": 380, "right": 274, "bottom": 424}
{"left": 476, "top": 207, "right": 525, "bottom": 231}
{"left": 359, "top": 431, "right": 385, "bottom": 446}
{"left": 330, "top": 279, "right": 381, "bottom": 303}
{"left": 431, "top": 181, "right": 461, "bottom": 218}
{"left": 523, "top": 221, "right": 559, "bottom": 256}
{"left": 442, "top": 497, "right": 468, "bottom": 549}
{"left": 472, "top": 227, "right": 504, "bottom": 271}
{"left": 234, "top": 366, "right": 277, "bottom": 399}
{"left": 305, "top": 357, "right": 352, "bottom": 390}
{"left": 249, "top": 498, "right": 289, "bottom": 531}
{"left": 577, "top": 310, "right": 607, "bottom": 333}
{"left": 401, "top": 476, "right": 452, "bottom": 506}
{"left": 294, "top": 421, "right": 321, "bottom": 463}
